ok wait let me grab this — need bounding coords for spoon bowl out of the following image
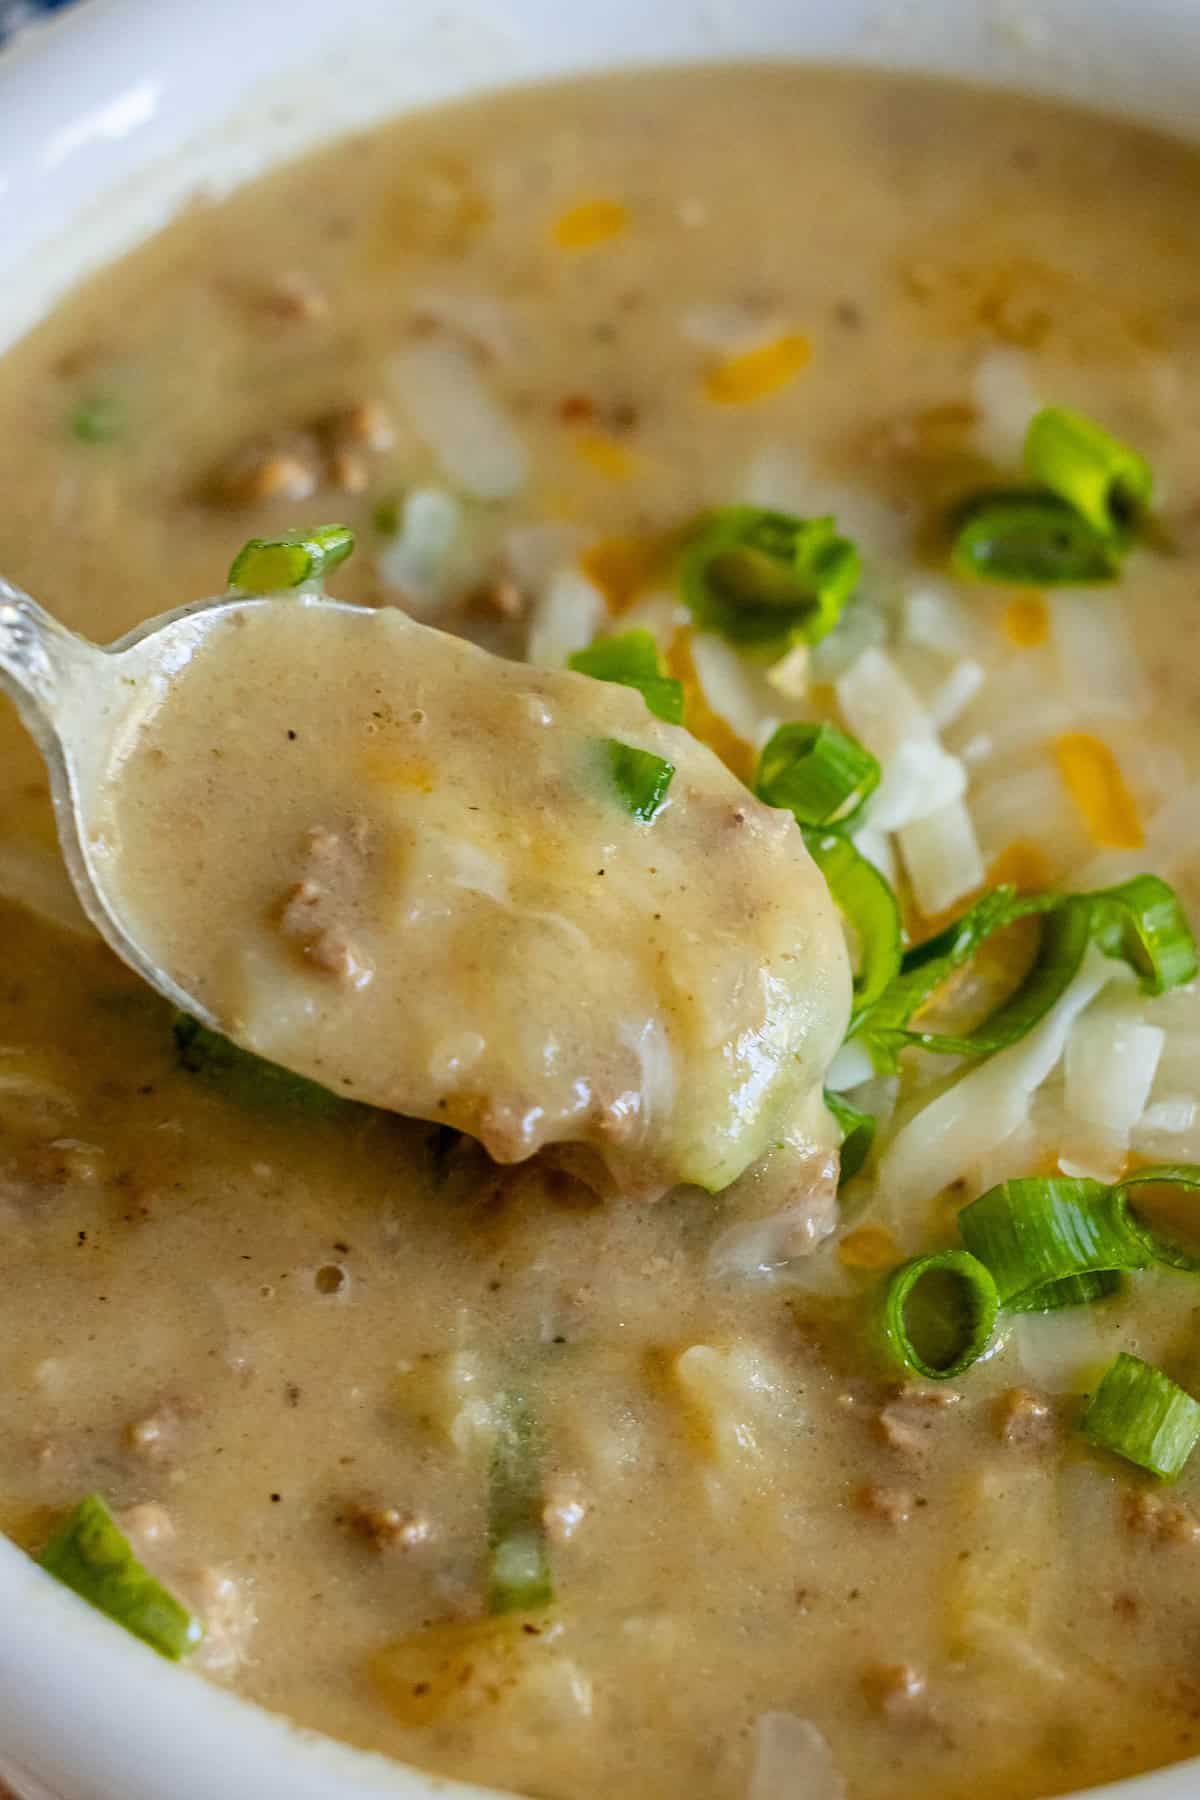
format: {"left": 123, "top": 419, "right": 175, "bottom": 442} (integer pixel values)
{"left": 0, "top": 574, "right": 367, "bottom": 1028}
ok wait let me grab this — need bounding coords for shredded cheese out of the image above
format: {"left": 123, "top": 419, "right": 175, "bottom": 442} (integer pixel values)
{"left": 837, "top": 1226, "right": 902, "bottom": 1270}
{"left": 1003, "top": 593, "right": 1049, "bottom": 648}
{"left": 1053, "top": 732, "right": 1144, "bottom": 849}
{"left": 551, "top": 199, "right": 628, "bottom": 250}
{"left": 579, "top": 534, "right": 669, "bottom": 612}
{"left": 703, "top": 334, "right": 810, "bottom": 405}
{"left": 572, "top": 432, "right": 645, "bottom": 482}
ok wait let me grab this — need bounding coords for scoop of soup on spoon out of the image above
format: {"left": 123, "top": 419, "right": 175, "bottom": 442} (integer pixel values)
{"left": 0, "top": 528, "right": 851, "bottom": 1204}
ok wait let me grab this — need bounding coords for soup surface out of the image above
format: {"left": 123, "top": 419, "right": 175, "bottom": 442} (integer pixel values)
{"left": 5, "top": 63, "right": 1200, "bottom": 1800}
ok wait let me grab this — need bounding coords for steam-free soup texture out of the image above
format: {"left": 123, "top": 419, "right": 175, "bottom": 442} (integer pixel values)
{"left": 5, "top": 65, "right": 1200, "bottom": 1800}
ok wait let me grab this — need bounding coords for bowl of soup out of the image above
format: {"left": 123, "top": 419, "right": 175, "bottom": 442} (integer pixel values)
{"left": 4, "top": 1, "right": 1200, "bottom": 1797}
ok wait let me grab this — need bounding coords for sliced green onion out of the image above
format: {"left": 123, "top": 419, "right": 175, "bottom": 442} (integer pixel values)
{"left": 854, "top": 873, "right": 1196, "bottom": 1070}
{"left": 174, "top": 1014, "right": 348, "bottom": 1116}
{"left": 1088, "top": 873, "right": 1198, "bottom": 996}
{"left": 70, "top": 393, "right": 124, "bottom": 445}
{"left": 951, "top": 490, "right": 1121, "bottom": 586}
{"left": 754, "top": 721, "right": 880, "bottom": 830}
{"left": 372, "top": 495, "right": 402, "bottom": 537}
{"left": 1024, "top": 406, "right": 1153, "bottom": 541}
{"left": 488, "top": 1392, "right": 553, "bottom": 1614}
{"left": 1008, "top": 1269, "right": 1122, "bottom": 1314}
{"left": 1081, "top": 1353, "right": 1200, "bottom": 1481}
{"left": 228, "top": 524, "right": 355, "bottom": 593}
{"left": 880, "top": 1250, "right": 998, "bottom": 1381}
{"left": 802, "top": 829, "right": 902, "bottom": 1033}
{"left": 605, "top": 740, "right": 675, "bottom": 822}
{"left": 569, "top": 630, "right": 685, "bottom": 724}
{"left": 37, "top": 1494, "right": 203, "bottom": 1661}
{"left": 957, "top": 1176, "right": 1143, "bottom": 1310}
{"left": 1114, "top": 1165, "right": 1200, "bottom": 1273}
{"left": 825, "top": 1090, "right": 876, "bottom": 1185}
{"left": 678, "top": 507, "right": 860, "bottom": 648}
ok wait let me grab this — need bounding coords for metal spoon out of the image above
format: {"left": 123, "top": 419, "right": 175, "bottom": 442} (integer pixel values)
{"left": 0, "top": 572, "right": 363, "bottom": 1029}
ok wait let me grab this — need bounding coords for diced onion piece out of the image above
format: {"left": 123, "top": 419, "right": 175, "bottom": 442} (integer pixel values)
{"left": 878, "top": 945, "right": 1121, "bottom": 1212}
{"left": 851, "top": 823, "right": 897, "bottom": 885}
{"left": 835, "top": 646, "right": 933, "bottom": 759}
{"left": 926, "top": 659, "right": 985, "bottom": 731}
{"left": 898, "top": 798, "right": 985, "bottom": 919}
{"left": 749, "top": 1714, "right": 846, "bottom": 1800}
{"left": 870, "top": 741, "right": 967, "bottom": 833}
{"left": 972, "top": 347, "right": 1040, "bottom": 464}
{"left": 1141, "top": 1097, "right": 1198, "bottom": 1136}
{"left": 689, "top": 632, "right": 781, "bottom": 749}
{"left": 826, "top": 1038, "right": 876, "bottom": 1093}
{"left": 377, "top": 487, "right": 467, "bottom": 613}
{"left": 392, "top": 340, "right": 528, "bottom": 501}
{"left": 1054, "top": 732, "right": 1144, "bottom": 850}
{"left": 902, "top": 583, "right": 976, "bottom": 660}
{"left": 1047, "top": 589, "right": 1148, "bottom": 721}
{"left": 1012, "top": 1304, "right": 1111, "bottom": 1395}
{"left": 1065, "top": 1008, "right": 1163, "bottom": 1143}
{"left": 526, "top": 566, "right": 608, "bottom": 668}
{"left": 765, "top": 642, "right": 810, "bottom": 700}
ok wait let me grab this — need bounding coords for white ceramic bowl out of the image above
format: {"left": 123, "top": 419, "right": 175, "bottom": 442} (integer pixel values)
{"left": 1, "top": 1, "right": 1197, "bottom": 1794}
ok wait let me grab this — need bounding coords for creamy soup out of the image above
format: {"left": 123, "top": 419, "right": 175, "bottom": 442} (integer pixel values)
{"left": 5, "top": 63, "right": 1200, "bottom": 1800}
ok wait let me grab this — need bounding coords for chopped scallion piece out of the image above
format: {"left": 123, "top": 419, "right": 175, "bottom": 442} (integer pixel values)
{"left": 70, "top": 393, "right": 124, "bottom": 445}
{"left": 853, "top": 872, "right": 1195, "bottom": 1070}
{"left": 755, "top": 721, "right": 880, "bottom": 830}
{"left": 957, "top": 1176, "right": 1142, "bottom": 1311}
{"left": 37, "top": 1494, "right": 203, "bottom": 1661}
{"left": 678, "top": 507, "right": 860, "bottom": 648}
{"left": 569, "top": 630, "right": 685, "bottom": 724}
{"left": 950, "top": 490, "right": 1121, "bottom": 586}
{"left": 1088, "top": 872, "right": 1198, "bottom": 996}
{"left": 174, "top": 1014, "right": 348, "bottom": 1116}
{"left": 802, "top": 829, "right": 903, "bottom": 1033}
{"left": 880, "top": 1250, "right": 998, "bottom": 1381}
{"left": 1024, "top": 406, "right": 1153, "bottom": 541}
{"left": 605, "top": 739, "right": 675, "bottom": 822}
{"left": 825, "top": 1090, "right": 875, "bottom": 1185}
{"left": 228, "top": 524, "right": 355, "bottom": 594}
{"left": 1081, "top": 1353, "right": 1200, "bottom": 1481}
{"left": 488, "top": 1392, "right": 553, "bottom": 1614}
{"left": 1114, "top": 1165, "right": 1200, "bottom": 1273}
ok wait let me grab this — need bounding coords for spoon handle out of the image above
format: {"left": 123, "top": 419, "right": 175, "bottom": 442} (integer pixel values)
{"left": 0, "top": 576, "right": 95, "bottom": 732}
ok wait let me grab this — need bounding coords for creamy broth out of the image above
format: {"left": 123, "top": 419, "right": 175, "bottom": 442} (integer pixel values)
{"left": 4, "top": 63, "right": 1200, "bottom": 1800}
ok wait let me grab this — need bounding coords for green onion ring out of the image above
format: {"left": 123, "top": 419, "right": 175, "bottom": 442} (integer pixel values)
{"left": 880, "top": 1249, "right": 999, "bottom": 1381}
{"left": 825, "top": 1090, "right": 876, "bottom": 1186}
{"left": 1113, "top": 1164, "right": 1200, "bottom": 1273}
